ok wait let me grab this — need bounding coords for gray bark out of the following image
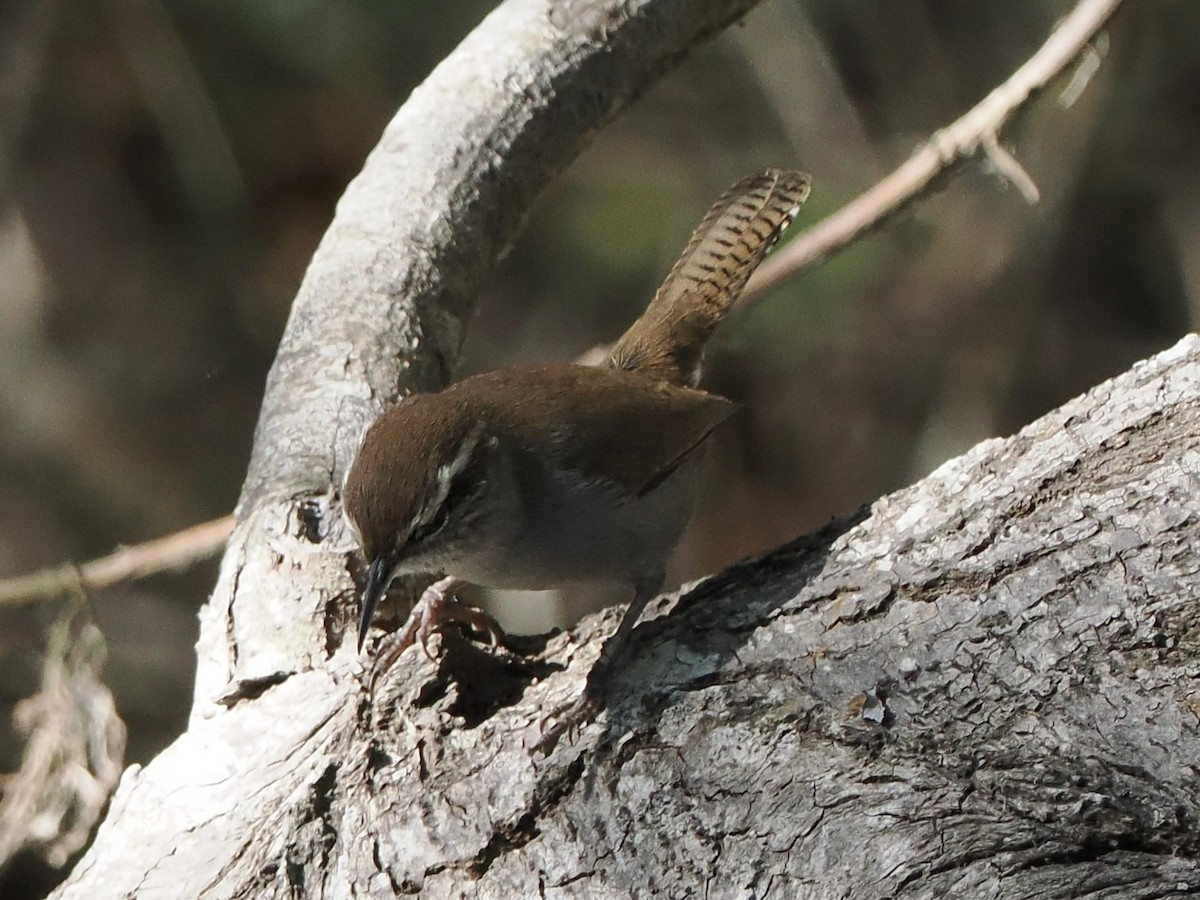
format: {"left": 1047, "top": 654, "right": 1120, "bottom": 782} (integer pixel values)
{"left": 52, "top": 0, "right": 1200, "bottom": 897}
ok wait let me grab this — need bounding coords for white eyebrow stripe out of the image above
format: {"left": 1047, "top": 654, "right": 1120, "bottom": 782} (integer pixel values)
{"left": 404, "top": 425, "right": 484, "bottom": 539}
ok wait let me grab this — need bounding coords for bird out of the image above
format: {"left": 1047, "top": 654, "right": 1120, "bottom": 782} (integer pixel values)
{"left": 342, "top": 167, "right": 811, "bottom": 727}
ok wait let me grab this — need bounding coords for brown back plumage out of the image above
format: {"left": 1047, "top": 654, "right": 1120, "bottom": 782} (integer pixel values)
{"left": 608, "top": 168, "right": 810, "bottom": 386}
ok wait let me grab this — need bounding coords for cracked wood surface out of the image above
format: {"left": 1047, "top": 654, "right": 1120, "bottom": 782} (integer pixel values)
{"left": 58, "top": 336, "right": 1200, "bottom": 897}
{"left": 375, "top": 335, "right": 1197, "bottom": 899}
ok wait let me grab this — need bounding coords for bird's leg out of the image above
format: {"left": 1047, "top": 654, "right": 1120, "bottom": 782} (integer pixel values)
{"left": 370, "top": 576, "right": 505, "bottom": 681}
{"left": 538, "top": 574, "right": 662, "bottom": 752}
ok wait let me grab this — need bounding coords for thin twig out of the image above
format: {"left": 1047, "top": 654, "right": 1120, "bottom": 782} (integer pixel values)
{"left": 741, "top": 0, "right": 1124, "bottom": 303}
{"left": 0, "top": 515, "right": 234, "bottom": 608}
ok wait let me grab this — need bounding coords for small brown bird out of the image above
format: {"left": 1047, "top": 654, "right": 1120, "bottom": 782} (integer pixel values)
{"left": 343, "top": 168, "right": 810, "bottom": 721}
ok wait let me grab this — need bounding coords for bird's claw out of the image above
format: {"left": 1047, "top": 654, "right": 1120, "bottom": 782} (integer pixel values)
{"left": 368, "top": 576, "right": 506, "bottom": 685}
{"left": 535, "top": 687, "right": 602, "bottom": 755}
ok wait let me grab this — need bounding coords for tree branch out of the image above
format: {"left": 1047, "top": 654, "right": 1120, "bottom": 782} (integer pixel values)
{"left": 0, "top": 516, "right": 233, "bottom": 608}
{"left": 50, "top": 0, "right": 778, "bottom": 894}
{"left": 741, "top": 0, "right": 1124, "bottom": 303}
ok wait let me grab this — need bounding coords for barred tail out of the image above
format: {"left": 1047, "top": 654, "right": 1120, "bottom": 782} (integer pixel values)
{"left": 609, "top": 168, "right": 810, "bottom": 386}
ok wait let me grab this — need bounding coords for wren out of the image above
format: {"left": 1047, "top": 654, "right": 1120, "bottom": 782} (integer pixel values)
{"left": 343, "top": 168, "right": 811, "bottom": 725}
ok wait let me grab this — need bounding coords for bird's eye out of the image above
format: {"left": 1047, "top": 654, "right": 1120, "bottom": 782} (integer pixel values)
{"left": 409, "top": 454, "right": 484, "bottom": 547}
{"left": 411, "top": 503, "right": 450, "bottom": 545}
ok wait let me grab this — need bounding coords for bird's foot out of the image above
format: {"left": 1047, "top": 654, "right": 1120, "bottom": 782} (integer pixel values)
{"left": 535, "top": 662, "right": 610, "bottom": 755}
{"left": 370, "top": 576, "right": 505, "bottom": 683}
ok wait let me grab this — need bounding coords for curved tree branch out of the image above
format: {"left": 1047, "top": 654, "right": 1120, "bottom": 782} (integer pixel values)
{"left": 52, "top": 0, "right": 775, "bottom": 895}
{"left": 194, "top": 0, "right": 771, "bottom": 706}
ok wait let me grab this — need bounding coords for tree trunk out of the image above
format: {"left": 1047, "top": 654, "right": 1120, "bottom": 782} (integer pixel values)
{"left": 54, "top": 0, "right": 1200, "bottom": 897}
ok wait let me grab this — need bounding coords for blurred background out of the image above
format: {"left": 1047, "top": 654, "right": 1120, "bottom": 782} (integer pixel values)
{"left": 0, "top": 0, "right": 1195, "bottom": 894}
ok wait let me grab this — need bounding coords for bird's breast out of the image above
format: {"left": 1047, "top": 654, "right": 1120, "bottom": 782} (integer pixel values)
{"left": 446, "top": 441, "right": 704, "bottom": 590}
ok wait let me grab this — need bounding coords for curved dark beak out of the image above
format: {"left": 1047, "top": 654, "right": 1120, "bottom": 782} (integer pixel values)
{"left": 358, "top": 557, "right": 396, "bottom": 652}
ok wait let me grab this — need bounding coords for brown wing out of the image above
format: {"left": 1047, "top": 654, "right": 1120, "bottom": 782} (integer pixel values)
{"left": 609, "top": 168, "right": 810, "bottom": 386}
{"left": 464, "top": 364, "right": 735, "bottom": 498}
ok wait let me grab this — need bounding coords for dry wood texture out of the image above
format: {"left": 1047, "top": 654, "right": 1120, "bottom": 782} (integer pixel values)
{"left": 50, "top": 0, "right": 1192, "bottom": 896}
{"left": 55, "top": 336, "right": 1200, "bottom": 897}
